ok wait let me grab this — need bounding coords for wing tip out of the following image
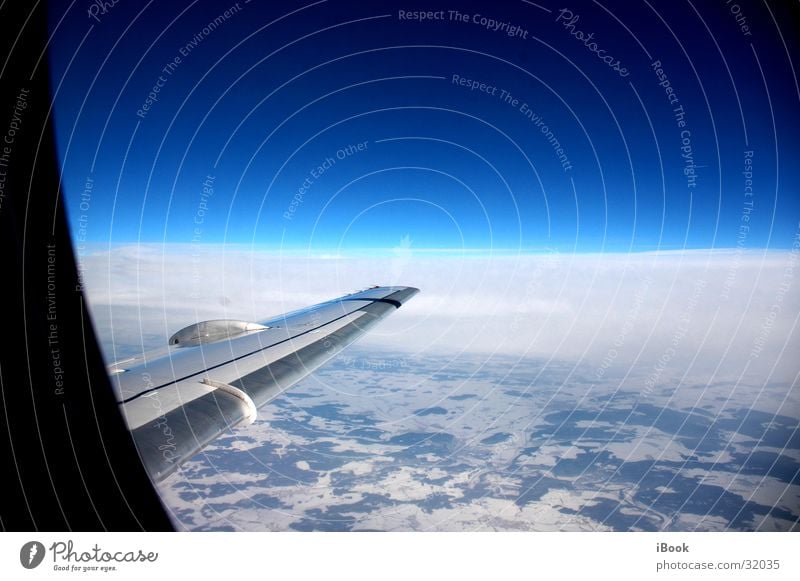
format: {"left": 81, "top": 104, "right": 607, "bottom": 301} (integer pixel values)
{"left": 386, "top": 285, "right": 420, "bottom": 306}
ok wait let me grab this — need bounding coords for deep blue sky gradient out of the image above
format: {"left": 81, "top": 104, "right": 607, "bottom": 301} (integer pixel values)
{"left": 49, "top": 0, "right": 800, "bottom": 252}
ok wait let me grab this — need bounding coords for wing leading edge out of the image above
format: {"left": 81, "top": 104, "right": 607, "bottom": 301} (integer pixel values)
{"left": 110, "top": 286, "right": 419, "bottom": 481}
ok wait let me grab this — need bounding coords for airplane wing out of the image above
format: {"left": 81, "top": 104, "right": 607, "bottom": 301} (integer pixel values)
{"left": 108, "top": 286, "right": 419, "bottom": 482}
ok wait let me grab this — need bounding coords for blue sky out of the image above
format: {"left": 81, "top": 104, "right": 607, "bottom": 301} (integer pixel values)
{"left": 49, "top": 0, "right": 799, "bottom": 253}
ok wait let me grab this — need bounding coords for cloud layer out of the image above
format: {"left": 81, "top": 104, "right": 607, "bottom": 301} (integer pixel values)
{"left": 82, "top": 244, "right": 799, "bottom": 385}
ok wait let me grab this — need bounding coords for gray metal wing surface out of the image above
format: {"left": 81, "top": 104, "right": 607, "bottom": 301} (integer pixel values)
{"left": 109, "top": 286, "right": 419, "bottom": 481}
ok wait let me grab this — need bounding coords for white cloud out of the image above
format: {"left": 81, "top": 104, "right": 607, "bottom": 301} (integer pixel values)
{"left": 82, "top": 244, "right": 800, "bottom": 384}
